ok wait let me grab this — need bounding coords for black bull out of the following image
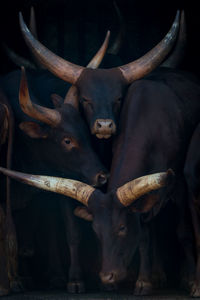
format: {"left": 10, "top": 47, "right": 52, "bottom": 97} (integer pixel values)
{"left": 184, "top": 123, "right": 200, "bottom": 297}
{"left": 0, "top": 68, "right": 109, "bottom": 292}
{"left": 2, "top": 66, "right": 200, "bottom": 295}
{"left": 19, "top": 11, "right": 181, "bottom": 139}
{"left": 0, "top": 88, "right": 21, "bottom": 296}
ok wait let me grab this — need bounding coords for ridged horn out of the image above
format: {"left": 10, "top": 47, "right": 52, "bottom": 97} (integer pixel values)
{"left": 64, "top": 30, "right": 110, "bottom": 107}
{"left": 162, "top": 11, "right": 186, "bottom": 68}
{"left": 0, "top": 167, "right": 95, "bottom": 207}
{"left": 19, "top": 12, "right": 84, "bottom": 84}
{"left": 118, "top": 11, "right": 180, "bottom": 84}
{"left": 116, "top": 169, "right": 174, "bottom": 207}
{"left": 108, "top": 1, "right": 125, "bottom": 55}
{"left": 19, "top": 67, "right": 61, "bottom": 127}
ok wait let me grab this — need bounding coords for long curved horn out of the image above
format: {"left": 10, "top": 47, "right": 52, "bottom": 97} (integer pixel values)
{"left": 0, "top": 167, "right": 95, "bottom": 207}
{"left": 116, "top": 169, "right": 174, "bottom": 207}
{"left": 64, "top": 30, "right": 110, "bottom": 107}
{"left": 29, "top": 7, "right": 38, "bottom": 39}
{"left": 19, "top": 67, "right": 61, "bottom": 127}
{"left": 118, "top": 11, "right": 180, "bottom": 84}
{"left": 162, "top": 11, "right": 186, "bottom": 68}
{"left": 19, "top": 12, "right": 84, "bottom": 84}
{"left": 87, "top": 30, "right": 110, "bottom": 69}
{"left": 108, "top": 1, "right": 125, "bottom": 55}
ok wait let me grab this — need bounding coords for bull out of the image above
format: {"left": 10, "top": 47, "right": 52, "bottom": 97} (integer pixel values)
{"left": 0, "top": 32, "right": 110, "bottom": 292}
{"left": 0, "top": 89, "right": 21, "bottom": 296}
{"left": 2, "top": 9, "right": 200, "bottom": 296}
{"left": 19, "top": 11, "right": 180, "bottom": 139}
{"left": 184, "top": 123, "right": 200, "bottom": 297}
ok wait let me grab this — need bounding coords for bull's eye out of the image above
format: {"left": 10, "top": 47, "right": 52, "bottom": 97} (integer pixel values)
{"left": 81, "top": 98, "right": 93, "bottom": 110}
{"left": 62, "top": 137, "right": 78, "bottom": 151}
{"left": 64, "top": 138, "right": 71, "bottom": 145}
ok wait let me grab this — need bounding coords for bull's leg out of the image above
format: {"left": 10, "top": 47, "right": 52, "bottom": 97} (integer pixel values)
{"left": 59, "top": 198, "right": 85, "bottom": 294}
{"left": 38, "top": 196, "right": 66, "bottom": 289}
{"left": 5, "top": 216, "right": 24, "bottom": 293}
{"left": 188, "top": 192, "right": 200, "bottom": 297}
{"left": 0, "top": 206, "right": 10, "bottom": 296}
{"left": 175, "top": 181, "right": 196, "bottom": 293}
{"left": 151, "top": 223, "right": 167, "bottom": 288}
{"left": 134, "top": 224, "right": 153, "bottom": 296}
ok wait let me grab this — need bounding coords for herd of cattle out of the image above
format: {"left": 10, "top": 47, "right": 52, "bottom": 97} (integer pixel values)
{"left": 0, "top": 6, "right": 200, "bottom": 298}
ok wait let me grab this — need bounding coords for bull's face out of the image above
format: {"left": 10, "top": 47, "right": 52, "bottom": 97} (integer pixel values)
{"left": 73, "top": 170, "right": 173, "bottom": 285}
{"left": 0, "top": 166, "right": 173, "bottom": 285}
{"left": 19, "top": 10, "right": 180, "bottom": 139}
{"left": 90, "top": 196, "right": 141, "bottom": 284}
{"left": 19, "top": 68, "right": 108, "bottom": 187}
{"left": 77, "top": 69, "right": 127, "bottom": 139}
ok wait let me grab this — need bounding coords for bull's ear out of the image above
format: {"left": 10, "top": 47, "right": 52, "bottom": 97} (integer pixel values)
{"left": 130, "top": 194, "right": 161, "bottom": 214}
{"left": 51, "top": 93, "right": 63, "bottom": 108}
{"left": 74, "top": 206, "right": 93, "bottom": 221}
{"left": 19, "top": 121, "right": 47, "bottom": 139}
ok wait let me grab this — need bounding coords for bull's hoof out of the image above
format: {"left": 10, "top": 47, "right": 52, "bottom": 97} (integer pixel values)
{"left": 190, "top": 282, "right": 200, "bottom": 297}
{"left": 134, "top": 279, "right": 153, "bottom": 296}
{"left": 152, "top": 270, "right": 167, "bottom": 288}
{"left": 0, "top": 287, "right": 10, "bottom": 297}
{"left": 10, "top": 279, "right": 24, "bottom": 293}
{"left": 67, "top": 280, "right": 85, "bottom": 293}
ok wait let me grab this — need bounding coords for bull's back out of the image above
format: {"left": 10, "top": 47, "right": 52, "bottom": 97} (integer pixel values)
{"left": 109, "top": 68, "right": 200, "bottom": 190}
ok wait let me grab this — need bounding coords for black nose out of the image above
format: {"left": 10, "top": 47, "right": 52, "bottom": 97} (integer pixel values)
{"left": 95, "top": 172, "right": 108, "bottom": 186}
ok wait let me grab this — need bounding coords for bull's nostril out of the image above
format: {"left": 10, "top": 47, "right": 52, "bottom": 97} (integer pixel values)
{"left": 97, "top": 122, "right": 102, "bottom": 128}
{"left": 109, "top": 122, "right": 113, "bottom": 128}
{"left": 109, "top": 273, "right": 114, "bottom": 281}
{"left": 97, "top": 174, "right": 107, "bottom": 185}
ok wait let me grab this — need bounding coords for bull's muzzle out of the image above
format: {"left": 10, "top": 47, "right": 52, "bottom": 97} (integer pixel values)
{"left": 100, "top": 270, "right": 126, "bottom": 284}
{"left": 93, "top": 119, "right": 116, "bottom": 139}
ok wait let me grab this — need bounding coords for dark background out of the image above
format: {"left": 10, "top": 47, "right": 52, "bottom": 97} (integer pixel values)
{"left": 0, "top": 0, "right": 199, "bottom": 75}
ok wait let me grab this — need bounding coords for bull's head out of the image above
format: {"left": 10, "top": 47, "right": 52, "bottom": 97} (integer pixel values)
{"left": 19, "top": 11, "right": 180, "bottom": 139}
{"left": 0, "top": 167, "right": 174, "bottom": 284}
{"left": 18, "top": 67, "right": 109, "bottom": 187}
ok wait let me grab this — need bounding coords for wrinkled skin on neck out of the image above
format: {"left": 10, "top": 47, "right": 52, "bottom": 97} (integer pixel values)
{"left": 76, "top": 68, "right": 127, "bottom": 139}
{"left": 88, "top": 191, "right": 141, "bottom": 284}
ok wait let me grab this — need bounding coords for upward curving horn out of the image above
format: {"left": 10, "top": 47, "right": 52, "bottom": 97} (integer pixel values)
{"left": 107, "top": 1, "right": 126, "bottom": 55}
{"left": 118, "top": 11, "right": 180, "bottom": 84}
{"left": 116, "top": 169, "right": 174, "bottom": 207}
{"left": 162, "top": 11, "right": 186, "bottom": 68}
{"left": 19, "top": 12, "right": 84, "bottom": 84}
{"left": 29, "top": 6, "right": 38, "bottom": 39}
{"left": 19, "top": 67, "right": 61, "bottom": 127}
{"left": 64, "top": 30, "right": 110, "bottom": 107}
{"left": 0, "top": 167, "right": 95, "bottom": 207}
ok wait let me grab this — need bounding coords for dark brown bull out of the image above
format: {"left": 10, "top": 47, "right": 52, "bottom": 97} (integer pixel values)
{"left": 19, "top": 11, "right": 180, "bottom": 139}
{"left": 184, "top": 123, "right": 200, "bottom": 297}
{"left": 0, "top": 166, "right": 173, "bottom": 292}
{"left": 3, "top": 10, "right": 200, "bottom": 294}
{"left": 0, "top": 89, "right": 22, "bottom": 296}
{"left": 0, "top": 31, "right": 110, "bottom": 292}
